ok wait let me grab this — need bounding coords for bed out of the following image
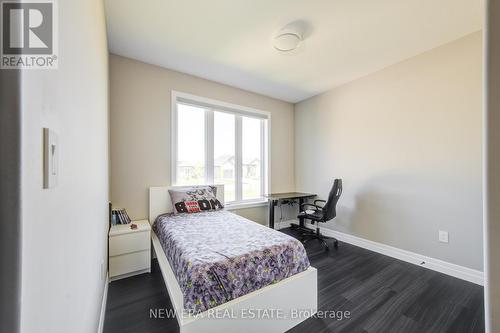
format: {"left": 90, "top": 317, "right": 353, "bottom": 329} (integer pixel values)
{"left": 149, "top": 185, "right": 318, "bottom": 333}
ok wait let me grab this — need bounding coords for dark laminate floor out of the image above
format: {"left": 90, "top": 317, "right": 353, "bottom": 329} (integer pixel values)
{"left": 104, "top": 228, "right": 484, "bottom": 333}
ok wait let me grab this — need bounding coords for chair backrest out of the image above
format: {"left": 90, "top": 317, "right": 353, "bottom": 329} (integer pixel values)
{"left": 322, "top": 179, "right": 342, "bottom": 221}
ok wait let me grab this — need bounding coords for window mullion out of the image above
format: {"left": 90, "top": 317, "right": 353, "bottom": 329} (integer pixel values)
{"left": 205, "top": 109, "right": 214, "bottom": 184}
{"left": 235, "top": 115, "right": 243, "bottom": 201}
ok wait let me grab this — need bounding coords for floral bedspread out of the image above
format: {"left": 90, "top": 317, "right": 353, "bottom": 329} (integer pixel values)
{"left": 153, "top": 210, "right": 310, "bottom": 312}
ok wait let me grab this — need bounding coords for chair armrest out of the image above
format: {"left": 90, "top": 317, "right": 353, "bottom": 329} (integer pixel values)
{"left": 314, "top": 199, "right": 326, "bottom": 207}
{"left": 300, "top": 203, "right": 322, "bottom": 211}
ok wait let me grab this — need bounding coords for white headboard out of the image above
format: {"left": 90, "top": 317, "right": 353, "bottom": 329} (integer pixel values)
{"left": 149, "top": 184, "right": 224, "bottom": 224}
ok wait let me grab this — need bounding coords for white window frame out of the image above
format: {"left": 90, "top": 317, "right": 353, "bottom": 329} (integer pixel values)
{"left": 171, "top": 91, "right": 271, "bottom": 209}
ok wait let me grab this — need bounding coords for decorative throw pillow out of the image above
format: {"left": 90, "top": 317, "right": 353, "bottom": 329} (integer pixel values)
{"left": 169, "top": 186, "right": 224, "bottom": 214}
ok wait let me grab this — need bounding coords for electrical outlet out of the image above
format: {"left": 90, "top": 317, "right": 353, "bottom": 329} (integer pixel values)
{"left": 439, "top": 230, "right": 449, "bottom": 243}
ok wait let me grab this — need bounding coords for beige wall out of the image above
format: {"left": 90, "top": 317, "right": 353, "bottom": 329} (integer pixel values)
{"left": 110, "top": 55, "right": 295, "bottom": 223}
{"left": 485, "top": 2, "right": 500, "bottom": 331}
{"left": 295, "top": 32, "right": 483, "bottom": 270}
{"left": 20, "top": 0, "right": 109, "bottom": 332}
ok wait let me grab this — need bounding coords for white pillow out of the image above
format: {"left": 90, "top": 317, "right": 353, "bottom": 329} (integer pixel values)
{"left": 168, "top": 186, "right": 224, "bottom": 214}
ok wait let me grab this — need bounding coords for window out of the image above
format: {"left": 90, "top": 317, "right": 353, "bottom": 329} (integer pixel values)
{"left": 176, "top": 103, "right": 205, "bottom": 185}
{"left": 172, "top": 92, "right": 270, "bottom": 206}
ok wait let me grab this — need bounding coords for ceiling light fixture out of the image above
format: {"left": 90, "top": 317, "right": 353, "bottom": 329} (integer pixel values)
{"left": 273, "top": 23, "right": 304, "bottom": 52}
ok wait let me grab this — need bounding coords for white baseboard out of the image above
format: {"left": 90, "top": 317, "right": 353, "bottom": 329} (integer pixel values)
{"left": 277, "top": 221, "right": 484, "bottom": 286}
{"left": 98, "top": 275, "right": 109, "bottom": 333}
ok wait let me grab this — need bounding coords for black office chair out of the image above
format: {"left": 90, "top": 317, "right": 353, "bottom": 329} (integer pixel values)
{"left": 297, "top": 179, "right": 342, "bottom": 251}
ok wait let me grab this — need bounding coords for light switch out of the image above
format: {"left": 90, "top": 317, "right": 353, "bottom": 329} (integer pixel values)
{"left": 43, "top": 128, "right": 58, "bottom": 188}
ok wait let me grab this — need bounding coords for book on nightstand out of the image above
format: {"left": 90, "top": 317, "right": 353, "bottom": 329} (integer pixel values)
{"left": 111, "top": 208, "right": 131, "bottom": 225}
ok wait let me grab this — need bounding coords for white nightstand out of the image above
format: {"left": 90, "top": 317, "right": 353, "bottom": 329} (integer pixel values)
{"left": 109, "top": 220, "right": 151, "bottom": 281}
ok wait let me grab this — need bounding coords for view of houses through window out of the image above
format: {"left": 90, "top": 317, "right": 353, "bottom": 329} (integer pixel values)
{"left": 175, "top": 100, "right": 267, "bottom": 204}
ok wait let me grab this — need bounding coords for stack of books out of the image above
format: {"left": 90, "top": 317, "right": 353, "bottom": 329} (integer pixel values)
{"left": 111, "top": 208, "right": 131, "bottom": 225}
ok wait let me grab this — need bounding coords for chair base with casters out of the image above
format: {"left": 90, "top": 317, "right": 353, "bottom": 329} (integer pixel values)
{"left": 297, "top": 179, "right": 343, "bottom": 252}
{"left": 297, "top": 219, "right": 339, "bottom": 252}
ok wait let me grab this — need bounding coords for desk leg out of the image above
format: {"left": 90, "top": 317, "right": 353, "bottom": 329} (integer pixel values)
{"left": 298, "top": 197, "right": 305, "bottom": 228}
{"left": 268, "top": 200, "right": 275, "bottom": 228}
{"left": 290, "top": 198, "right": 305, "bottom": 230}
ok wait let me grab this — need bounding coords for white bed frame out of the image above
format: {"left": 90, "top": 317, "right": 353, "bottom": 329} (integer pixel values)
{"left": 149, "top": 185, "right": 318, "bottom": 333}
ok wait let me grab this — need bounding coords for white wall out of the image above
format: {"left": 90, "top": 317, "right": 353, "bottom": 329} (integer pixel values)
{"left": 0, "top": 66, "right": 22, "bottom": 333}
{"left": 484, "top": 2, "right": 500, "bottom": 331}
{"left": 109, "top": 54, "right": 296, "bottom": 224}
{"left": 295, "top": 32, "right": 483, "bottom": 270}
{"left": 20, "top": 0, "right": 109, "bottom": 332}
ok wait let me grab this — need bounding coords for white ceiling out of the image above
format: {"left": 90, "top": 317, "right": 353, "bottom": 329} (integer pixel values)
{"left": 105, "top": 0, "right": 483, "bottom": 103}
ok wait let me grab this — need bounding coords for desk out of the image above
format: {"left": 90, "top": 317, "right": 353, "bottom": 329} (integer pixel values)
{"left": 265, "top": 192, "right": 316, "bottom": 229}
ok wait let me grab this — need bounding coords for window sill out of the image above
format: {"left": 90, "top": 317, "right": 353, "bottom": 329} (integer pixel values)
{"left": 225, "top": 200, "right": 268, "bottom": 210}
